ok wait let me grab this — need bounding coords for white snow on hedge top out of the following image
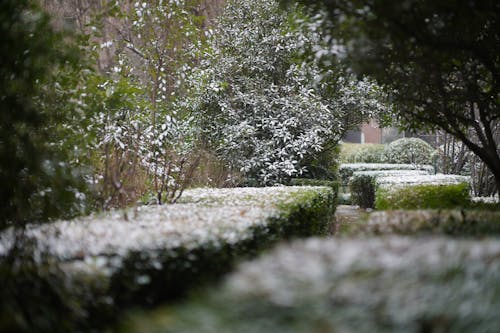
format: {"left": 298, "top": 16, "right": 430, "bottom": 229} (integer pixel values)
{"left": 340, "top": 163, "right": 434, "bottom": 172}
{"left": 376, "top": 174, "right": 470, "bottom": 189}
{"left": 0, "top": 186, "right": 329, "bottom": 261}
{"left": 353, "top": 169, "right": 432, "bottom": 177}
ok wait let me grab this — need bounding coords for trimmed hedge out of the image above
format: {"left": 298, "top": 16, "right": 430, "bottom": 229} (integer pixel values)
{"left": 122, "top": 237, "right": 500, "bottom": 333}
{"left": 364, "top": 210, "right": 500, "bottom": 236}
{"left": 348, "top": 170, "right": 435, "bottom": 208}
{"left": 348, "top": 172, "right": 470, "bottom": 209}
{"left": 339, "top": 163, "right": 434, "bottom": 189}
{"left": 375, "top": 183, "right": 470, "bottom": 210}
{"left": 0, "top": 186, "right": 336, "bottom": 332}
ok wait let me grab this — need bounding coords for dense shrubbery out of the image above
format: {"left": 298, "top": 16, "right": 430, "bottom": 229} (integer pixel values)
{"left": 340, "top": 139, "right": 436, "bottom": 166}
{"left": 0, "top": 186, "right": 335, "bottom": 332}
{"left": 340, "top": 143, "right": 386, "bottom": 163}
{"left": 191, "top": 0, "right": 387, "bottom": 185}
{"left": 0, "top": 0, "right": 89, "bottom": 229}
{"left": 375, "top": 183, "right": 470, "bottom": 210}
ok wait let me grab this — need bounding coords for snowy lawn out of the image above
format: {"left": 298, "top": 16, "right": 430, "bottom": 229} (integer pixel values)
{"left": 0, "top": 186, "right": 335, "bottom": 331}
{"left": 123, "top": 236, "right": 500, "bottom": 333}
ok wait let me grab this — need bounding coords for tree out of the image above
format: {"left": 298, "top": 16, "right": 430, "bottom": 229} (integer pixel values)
{"left": 191, "top": 0, "right": 386, "bottom": 185}
{"left": 286, "top": 0, "right": 500, "bottom": 194}
{"left": 0, "top": 0, "right": 88, "bottom": 229}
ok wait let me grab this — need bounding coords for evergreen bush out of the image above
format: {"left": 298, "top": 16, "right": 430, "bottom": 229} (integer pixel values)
{"left": 384, "top": 137, "right": 436, "bottom": 165}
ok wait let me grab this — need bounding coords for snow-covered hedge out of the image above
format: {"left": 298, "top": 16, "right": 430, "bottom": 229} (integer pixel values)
{"left": 375, "top": 183, "right": 470, "bottom": 210}
{"left": 376, "top": 174, "right": 470, "bottom": 189}
{"left": 123, "top": 236, "right": 500, "bottom": 333}
{"left": 364, "top": 210, "right": 500, "bottom": 236}
{"left": 0, "top": 186, "right": 335, "bottom": 332}
{"left": 339, "top": 163, "right": 434, "bottom": 187}
{"left": 348, "top": 173, "right": 470, "bottom": 209}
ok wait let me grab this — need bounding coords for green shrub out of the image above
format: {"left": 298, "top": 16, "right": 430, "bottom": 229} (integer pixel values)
{"left": 121, "top": 237, "right": 500, "bottom": 333}
{"left": 349, "top": 174, "right": 376, "bottom": 208}
{"left": 384, "top": 137, "right": 436, "bottom": 165}
{"left": 339, "top": 163, "right": 434, "bottom": 189}
{"left": 375, "top": 183, "right": 470, "bottom": 210}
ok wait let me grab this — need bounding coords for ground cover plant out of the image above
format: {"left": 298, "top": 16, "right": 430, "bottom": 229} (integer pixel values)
{"left": 0, "top": 186, "right": 335, "bottom": 332}
{"left": 122, "top": 236, "right": 500, "bottom": 333}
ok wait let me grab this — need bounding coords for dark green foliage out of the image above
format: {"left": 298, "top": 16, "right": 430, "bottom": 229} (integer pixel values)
{"left": 0, "top": 235, "right": 98, "bottom": 333}
{"left": 0, "top": 0, "right": 86, "bottom": 229}
{"left": 364, "top": 210, "right": 500, "bottom": 237}
{"left": 349, "top": 174, "right": 376, "bottom": 208}
{"left": 285, "top": 0, "right": 500, "bottom": 193}
{"left": 375, "top": 183, "right": 470, "bottom": 210}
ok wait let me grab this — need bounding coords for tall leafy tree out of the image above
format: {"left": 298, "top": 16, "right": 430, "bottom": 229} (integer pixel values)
{"left": 191, "top": 0, "right": 386, "bottom": 185}
{"left": 286, "top": 0, "right": 500, "bottom": 193}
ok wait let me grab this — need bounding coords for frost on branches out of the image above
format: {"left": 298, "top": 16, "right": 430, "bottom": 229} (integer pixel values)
{"left": 190, "top": 0, "right": 387, "bottom": 185}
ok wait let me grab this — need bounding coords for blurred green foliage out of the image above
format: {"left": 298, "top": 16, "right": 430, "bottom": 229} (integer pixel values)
{"left": 0, "top": 0, "right": 88, "bottom": 229}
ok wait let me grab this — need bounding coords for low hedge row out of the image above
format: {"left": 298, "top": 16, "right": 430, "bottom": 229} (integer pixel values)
{"left": 339, "top": 163, "right": 434, "bottom": 189}
{"left": 0, "top": 186, "right": 336, "bottom": 332}
{"left": 349, "top": 172, "right": 470, "bottom": 209}
{"left": 122, "top": 237, "right": 500, "bottom": 333}
{"left": 364, "top": 210, "right": 500, "bottom": 236}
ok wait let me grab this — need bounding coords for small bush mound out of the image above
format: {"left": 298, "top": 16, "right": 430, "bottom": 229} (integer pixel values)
{"left": 384, "top": 137, "right": 436, "bottom": 165}
{"left": 0, "top": 186, "right": 335, "bottom": 332}
{"left": 364, "top": 210, "right": 500, "bottom": 236}
{"left": 340, "top": 143, "right": 386, "bottom": 163}
{"left": 375, "top": 183, "right": 470, "bottom": 210}
{"left": 121, "top": 237, "right": 500, "bottom": 333}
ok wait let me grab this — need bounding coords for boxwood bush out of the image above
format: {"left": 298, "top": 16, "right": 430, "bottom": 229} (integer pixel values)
{"left": 375, "top": 183, "right": 470, "bottom": 210}
{"left": 0, "top": 186, "right": 336, "bottom": 332}
{"left": 339, "top": 163, "right": 434, "bottom": 189}
{"left": 384, "top": 137, "right": 436, "bottom": 165}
